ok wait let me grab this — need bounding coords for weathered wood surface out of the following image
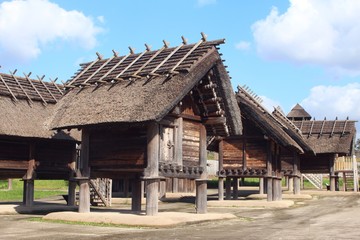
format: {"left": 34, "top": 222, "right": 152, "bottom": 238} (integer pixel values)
{"left": 182, "top": 120, "right": 201, "bottom": 164}
{"left": 89, "top": 128, "right": 146, "bottom": 170}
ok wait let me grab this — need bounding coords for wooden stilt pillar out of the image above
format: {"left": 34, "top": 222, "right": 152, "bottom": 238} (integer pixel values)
{"left": 218, "top": 177, "right": 224, "bottom": 201}
{"left": 145, "top": 122, "right": 160, "bottom": 216}
{"left": 272, "top": 178, "right": 282, "bottom": 201}
{"left": 294, "top": 176, "right": 301, "bottom": 195}
{"left": 267, "top": 177, "right": 273, "bottom": 202}
{"left": 23, "top": 179, "right": 34, "bottom": 207}
{"left": 263, "top": 178, "right": 268, "bottom": 194}
{"left": 259, "top": 178, "right": 264, "bottom": 194}
{"left": 225, "top": 177, "right": 231, "bottom": 200}
{"left": 8, "top": 179, "right": 12, "bottom": 190}
{"left": 288, "top": 177, "right": 294, "bottom": 192}
{"left": 78, "top": 129, "right": 90, "bottom": 213}
{"left": 232, "top": 177, "right": 239, "bottom": 200}
{"left": 78, "top": 178, "right": 90, "bottom": 213}
{"left": 196, "top": 124, "right": 208, "bottom": 214}
{"left": 196, "top": 179, "right": 207, "bottom": 214}
{"left": 132, "top": 178, "right": 142, "bottom": 212}
{"left": 67, "top": 180, "right": 77, "bottom": 206}
{"left": 23, "top": 143, "right": 36, "bottom": 207}
{"left": 293, "top": 153, "right": 301, "bottom": 195}
{"left": 330, "top": 154, "right": 337, "bottom": 191}
{"left": 218, "top": 140, "right": 224, "bottom": 201}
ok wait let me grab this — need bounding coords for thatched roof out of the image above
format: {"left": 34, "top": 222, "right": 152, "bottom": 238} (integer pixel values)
{"left": 50, "top": 36, "right": 242, "bottom": 137}
{"left": 292, "top": 118, "right": 356, "bottom": 154}
{"left": 287, "top": 103, "right": 312, "bottom": 121}
{"left": 0, "top": 72, "right": 77, "bottom": 140}
{"left": 236, "top": 86, "right": 303, "bottom": 153}
{"left": 272, "top": 107, "right": 314, "bottom": 154}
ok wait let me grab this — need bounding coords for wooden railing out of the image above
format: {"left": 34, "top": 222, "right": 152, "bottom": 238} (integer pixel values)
{"left": 335, "top": 156, "right": 356, "bottom": 171}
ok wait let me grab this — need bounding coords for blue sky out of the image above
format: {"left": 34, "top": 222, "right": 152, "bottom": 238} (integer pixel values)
{"left": 1, "top": 0, "right": 360, "bottom": 131}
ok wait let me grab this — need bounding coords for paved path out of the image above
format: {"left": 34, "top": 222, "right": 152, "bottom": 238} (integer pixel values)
{"left": 1, "top": 191, "right": 360, "bottom": 239}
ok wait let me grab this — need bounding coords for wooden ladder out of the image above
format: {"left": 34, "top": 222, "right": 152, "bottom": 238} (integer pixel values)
{"left": 343, "top": 171, "right": 355, "bottom": 191}
{"left": 89, "top": 178, "right": 112, "bottom": 207}
{"left": 302, "top": 174, "right": 323, "bottom": 189}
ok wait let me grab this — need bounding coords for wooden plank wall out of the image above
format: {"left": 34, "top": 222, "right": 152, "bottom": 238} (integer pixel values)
{"left": 0, "top": 139, "right": 75, "bottom": 179}
{"left": 300, "top": 153, "right": 330, "bottom": 173}
{"left": 182, "top": 120, "right": 201, "bottom": 167}
{"left": 280, "top": 147, "right": 294, "bottom": 171}
{"left": 222, "top": 138, "right": 267, "bottom": 169}
{"left": 89, "top": 127, "right": 147, "bottom": 170}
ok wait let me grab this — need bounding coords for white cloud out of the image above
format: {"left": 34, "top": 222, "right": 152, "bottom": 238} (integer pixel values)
{"left": 301, "top": 83, "right": 360, "bottom": 120}
{"left": 197, "top": 0, "right": 216, "bottom": 7}
{"left": 0, "top": 0, "right": 103, "bottom": 63}
{"left": 235, "top": 41, "right": 251, "bottom": 51}
{"left": 252, "top": 0, "right": 360, "bottom": 76}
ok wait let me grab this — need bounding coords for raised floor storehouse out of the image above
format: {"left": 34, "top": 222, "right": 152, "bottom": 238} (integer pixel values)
{"left": 0, "top": 72, "right": 78, "bottom": 206}
{"left": 50, "top": 34, "right": 242, "bottom": 215}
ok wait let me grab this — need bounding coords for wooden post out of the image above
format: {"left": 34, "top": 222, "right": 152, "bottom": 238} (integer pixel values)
{"left": 218, "top": 139, "right": 224, "bottom": 201}
{"left": 78, "top": 129, "right": 90, "bottom": 213}
{"left": 172, "top": 178, "right": 179, "bottom": 193}
{"left": 8, "top": 179, "right": 12, "bottom": 190}
{"left": 196, "top": 124, "right": 207, "bottom": 214}
{"left": 264, "top": 178, "right": 268, "bottom": 194}
{"left": 67, "top": 180, "right": 77, "bottom": 206}
{"left": 294, "top": 176, "right": 301, "bottom": 195}
{"left": 23, "top": 143, "right": 36, "bottom": 207}
{"left": 174, "top": 117, "right": 183, "bottom": 166}
{"left": 232, "top": 177, "right": 239, "bottom": 200}
{"left": 266, "top": 141, "right": 273, "bottom": 202}
{"left": 288, "top": 177, "right": 294, "bottom": 192}
{"left": 131, "top": 178, "right": 142, "bottom": 212}
{"left": 259, "top": 178, "right": 264, "bottom": 194}
{"left": 330, "top": 154, "right": 336, "bottom": 191}
{"left": 218, "top": 177, "right": 224, "bottom": 201}
{"left": 293, "top": 153, "right": 301, "bottom": 195}
{"left": 225, "top": 177, "right": 231, "bottom": 200}
{"left": 145, "top": 122, "right": 160, "bottom": 216}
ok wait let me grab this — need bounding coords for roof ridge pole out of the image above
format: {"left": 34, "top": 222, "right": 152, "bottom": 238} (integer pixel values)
{"left": 37, "top": 75, "right": 58, "bottom": 102}
{"left": 50, "top": 77, "right": 64, "bottom": 95}
{"left": 319, "top": 117, "right": 326, "bottom": 137}
{"left": 341, "top": 118, "right": 348, "bottom": 136}
{"left": 0, "top": 74, "right": 18, "bottom": 101}
{"left": 114, "top": 47, "right": 149, "bottom": 79}
{"left": 168, "top": 33, "right": 206, "bottom": 75}
{"left": 149, "top": 40, "right": 184, "bottom": 75}
{"left": 67, "top": 56, "right": 100, "bottom": 86}
{"left": 83, "top": 54, "right": 117, "bottom": 84}
{"left": 98, "top": 53, "right": 131, "bottom": 82}
{"left": 134, "top": 44, "right": 167, "bottom": 77}
{"left": 23, "top": 72, "right": 48, "bottom": 105}
{"left": 330, "top": 117, "right": 337, "bottom": 137}
{"left": 309, "top": 120, "right": 315, "bottom": 137}
{"left": 10, "top": 70, "right": 33, "bottom": 104}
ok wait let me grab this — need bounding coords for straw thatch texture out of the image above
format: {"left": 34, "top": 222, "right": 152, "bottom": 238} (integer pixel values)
{"left": 236, "top": 87, "right": 303, "bottom": 153}
{"left": 272, "top": 107, "right": 314, "bottom": 154}
{"left": 0, "top": 96, "right": 75, "bottom": 140}
{"left": 0, "top": 73, "right": 63, "bottom": 103}
{"left": 287, "top": 103, "right": 311, "bottom": 120}
{"left": 292, "top": 120, "right": 356, "bottom": 154}
{"left": 50, "top": 40, "right": 242, "bottom": 136}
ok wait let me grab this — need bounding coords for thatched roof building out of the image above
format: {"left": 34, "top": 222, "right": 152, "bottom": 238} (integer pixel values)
{"left": 50, "top": 35, "right": 242, "bottom": 136}
{"left": 287, "top": 103, "right": 312, "bottom": 121}
{"left": 236, "top": 86, "right": 303, "bottom": 153}
{"left": 0, "top": 72, "right": 75, "bottom": 140}
{"left": 291, "top": 118, "right": 356, "bottom": 154}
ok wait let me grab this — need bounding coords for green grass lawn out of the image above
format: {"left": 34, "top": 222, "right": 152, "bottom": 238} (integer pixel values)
{"left": 0, "top": 179, "right": 69, "bottom": 201}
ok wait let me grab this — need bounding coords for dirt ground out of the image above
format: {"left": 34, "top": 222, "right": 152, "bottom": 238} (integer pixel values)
{"left": 1, "top": 190, "right": 360, "bottom": 240}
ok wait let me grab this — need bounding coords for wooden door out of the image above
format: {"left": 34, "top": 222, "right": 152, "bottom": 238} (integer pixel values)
{"left": 161, "top": 126, "right": 175, "bottom": 163}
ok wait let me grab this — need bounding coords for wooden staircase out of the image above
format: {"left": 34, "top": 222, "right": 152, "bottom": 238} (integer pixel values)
{"left": 302, "top": 174, "right": 323, "bottom": 189}
{"left": 89, "top": 178, "right": 112, "bottom": 207}
{"left": 343, "top": 171, "right": 355, "bottom": 191}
